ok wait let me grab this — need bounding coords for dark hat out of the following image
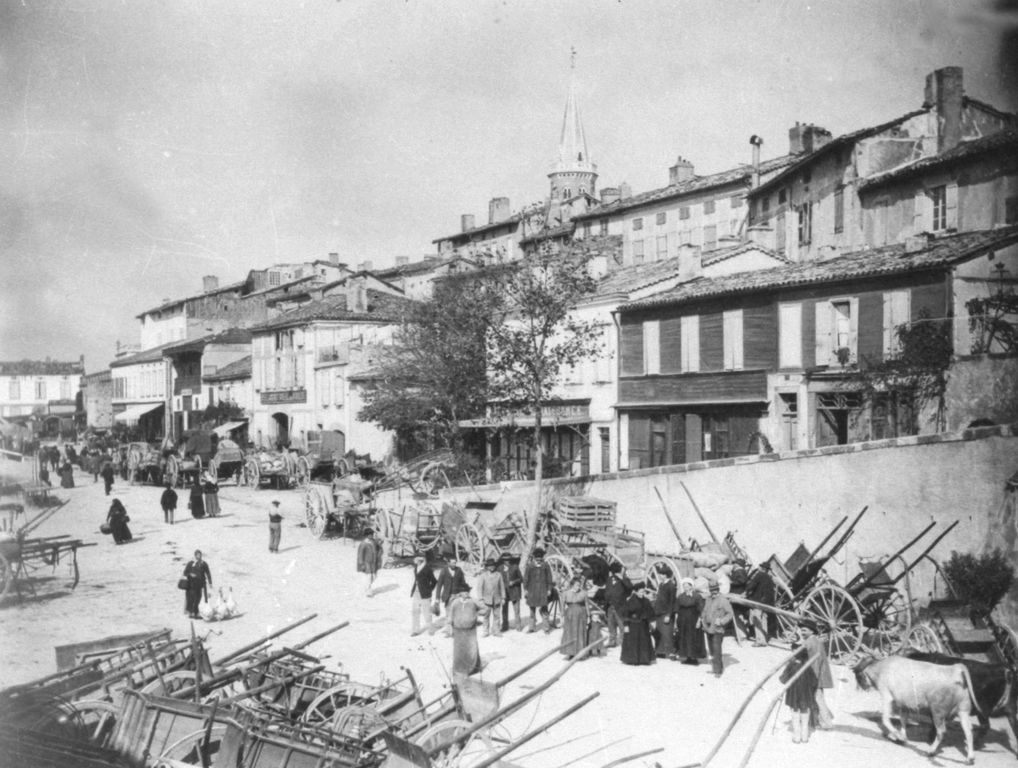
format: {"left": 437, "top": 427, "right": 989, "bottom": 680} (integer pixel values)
{"left": 608, "top": 562, "right": 623, "bottom": 574}
{"left": 797, "top": 618, "right": 819, "bottom": 633}
{"left": 759, "top": 561, "right": 772, "bottom": 571}
{"left": 532, "top": 547, "right": 545, "bottom": 558}
{"left": 271, "top": 500, "right": 281, "bottom": 506}
{"left": 484, "top": 558, "right": 497, "bottom": 567}
{"left": 363, "top": 528, "right": 373, "bottom": 536}
{"left": 708, "top": 581, "right": 721, "bottom": 592}
{"left": 630, "top": 579, "right": 647, "bottom": 590}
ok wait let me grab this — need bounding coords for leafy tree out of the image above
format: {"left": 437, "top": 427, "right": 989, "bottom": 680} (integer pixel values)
{"left": 966, "top": 289, "right": 1018, "bottom": 354}
{"left": 358, "top": 275, "right": 490, "bottom": 456}
{"left": 482, "top": 249, "right": 604, "bottom": 562}
{"left": 943, "top": 548, "right": 1015, "bottom": 615}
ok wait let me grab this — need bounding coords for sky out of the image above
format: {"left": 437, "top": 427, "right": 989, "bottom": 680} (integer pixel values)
{"left": 1, "top": 0, "right": 1015, "bottom": 374}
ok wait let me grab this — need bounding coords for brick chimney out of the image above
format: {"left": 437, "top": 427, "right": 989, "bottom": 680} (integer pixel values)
{"left": 328, "top": 252, "right": 340, "bottom": 265}
{"left": 461, "top": 214, "right": 475, "bottom": 233}
{"left": 600, "top": 187, "right": 621, "bottom": 205}
{"left": 202, "top": 275, "right": 219, "bottom": 293}
{"left": 789, "top": 123, "right": 832, "bottom": 155}
{"left": 488, "top": 197, "right": 511, "bottom": 224}
{"left": 749, "top": 135, "right": 763, "bottom": 187}
{"left": 356, "top": 260, "right": 373, "bottom": 272}
{"left": 395, "top": 256, "right": 409, "bottom": 267}
{"left": 669, "top": 157, "right": 695, "bottom": 186}
{"left": 924, "top": 66, "right": 964, "bottom": 153}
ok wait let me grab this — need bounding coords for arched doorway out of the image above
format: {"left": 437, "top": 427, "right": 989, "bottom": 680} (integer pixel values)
{"left": 271, "top": 412, "right": 290, "bottom": 448}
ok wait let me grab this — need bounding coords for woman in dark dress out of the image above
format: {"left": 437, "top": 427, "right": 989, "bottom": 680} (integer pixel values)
{"left": 182, "top": 550, "right": 212, "bottom": 619}
{"left": 106, "top": 498, "right": 133, "bottom": 544}
{"left": 620, "top": 582, "right": 656, "bottom": 665}
{"left": 674, "top": 577, "right": 706, "bottom": 664}
{"left": 59, "top": 460, "right": 75, "bottom": 488}
{"left": 189, "top": 481, "right": 205, "bottom": 519}
{"left": 781, "top": 622, "right": 820, "bottom": 744}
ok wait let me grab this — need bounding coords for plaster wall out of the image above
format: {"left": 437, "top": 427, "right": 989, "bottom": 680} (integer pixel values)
{"left": 945, "top": 355, "right": 1018, "bottom": 430}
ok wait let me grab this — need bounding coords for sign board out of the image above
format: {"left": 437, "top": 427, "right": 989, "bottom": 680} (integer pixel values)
{"left": 261, "top": 388, "right": 307, "bottom": 405}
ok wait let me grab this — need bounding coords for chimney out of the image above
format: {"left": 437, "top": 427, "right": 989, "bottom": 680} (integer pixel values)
{"left": 677, "top": 244, "right": 703, "bottom": 282}
{"left": 488, "top": 197, "right": 511, "bottom": 224}
{"left": 202, "top": 275, "right": 219, "bottom": 293}
{"left": 789, "top": 123, "right": 832, "bottom": 155}
{"left": 618, "top": 182, "right": 633, "bottom": 200}
{"left": 669, "top": 156, "right": 695, "bottom": 186}
{"left": 356, "top": 260, "right": 373, "bottom": 272}
{"left": 600, "top": 187, "right": 621, "bottom": 205}
{"left": 461, "top": 214, "right": 475, "bottom": 232}
{"left": 395, "top": 256, "right": 409, "bottom": 267}
{"left": 924, "top": 66, "right": 964, "bottom": 153}
{"left": 905, "top": 232, "right": 933, "bottom": 253}
{"left": 328, "top": 252, "right": 340, "bottom": 265}
{"left": 749, "top": 135, "right": 763, "bottom": 187}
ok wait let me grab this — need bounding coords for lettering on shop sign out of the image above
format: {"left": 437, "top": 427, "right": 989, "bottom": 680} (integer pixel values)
{"left": 261, "top": 388, "right": 307, "bottom": 405}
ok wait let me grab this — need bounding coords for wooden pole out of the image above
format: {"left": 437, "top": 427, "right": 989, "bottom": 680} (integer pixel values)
{"left": 654, "top": 487, "right": 687, "bottom": 550}
{"left": 597, "top": 748, "right": 667, "bottom": 768}
{"left": 679, "top": 482, "right": 720, "bottom": 545}
{"left": 801, "top": 516, "right": 847, "bottom": 568}
{"left": 845, "top": 520, "right": 936, "bottom": 593}
{"left": 212, "top": 613, "right": 318, "bottom": 666}
{"left": 495, "top": 643, "right": 567, "bottom": 688}
{"left": 823, "top": 506, "right": 868, "bottom": 562}
{"left": 218, "top": 665, "right": 324, "bottom": 704}
{"left": 896, "top": 520, "right": 959, "bottom": 582}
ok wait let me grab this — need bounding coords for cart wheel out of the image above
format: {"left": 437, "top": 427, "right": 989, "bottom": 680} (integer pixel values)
{"left": 415, "top": 718, "right": 502, "bottom": 768}
{"left": 335, "top": 458, "right": 350, "bottom": 478}
{"left": 799, "top": 583, "right": 864, "bottom": 662}
{"left": 305, "top": 486, "right": 328, "bottom": 539}
{"left": 455, "top": 523, "right": 485, "bottom": 571}
{"left": 860, "top": 588, "right": 912, "bottom": 657}
{"left": 301, "top": 681, "right": 383, "bottom": 726}
{"left": 165, "top": 455, "right": 180, "bottom": 488}
{"left": 646, "top": 557, "right": 681, "bottom": 592}
{"left": 771, "top": 576, "right": 798, "bottom": 644}
{"left": 65, "top": 699, "right": 119, "bottom": 748}
{"left": 904, "top": 622, "right": 945, "bottom": 654}
{"left": 330, "top": 705, "right": 390, "bottom": 742}
{"left": 243, "top": 458, "right": 260, "bottom": 488}
{"left": 155, "top": 724, "right": 227, "bottom": 766}
{"left": 419, "top": 461, "right": 451, "bottom": 496}
{"left": 295, "top": 456, "right": 311, "bottom": 487}
{"left": 0, "top": 551, "right": 14, "bottom": 600}
{"left": 544, "top": 554, "right": 573, "bottom": 591}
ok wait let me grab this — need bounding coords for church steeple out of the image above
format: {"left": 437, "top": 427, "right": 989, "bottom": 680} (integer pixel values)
{"left": 548, "top": 50, "right": 597, "bottom": 203}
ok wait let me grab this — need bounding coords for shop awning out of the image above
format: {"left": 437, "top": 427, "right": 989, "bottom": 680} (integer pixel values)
{"left": 212, "top": 421, "right": 247, "bottom": 437}
{"left": 114, "top": 402, "right": 164, "bottom": 423}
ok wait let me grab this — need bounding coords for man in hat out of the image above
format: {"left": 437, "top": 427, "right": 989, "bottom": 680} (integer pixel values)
{"left": 410, "top": 555, "right": 437, "bottom": 636}
{"left": 268, "top": 500, "right": 283, "bottom": 553}
{"left": 499, "top": 554, "right": 522, "bottom": 632}
{"left": 604, "top": 562, "right": 633, "bottom": 648}
{"left": 744, "top": 560, "right": 776, "bottom": 646}
{"left": 523, "top": 547, "right": 554, "bottom": 633}
{"left": 356, "top": 528, "right": 383, "bottom": 597}
{"left": 700, "top": 581, "right": 734, "bottom": 677}
{"left": 434, "top": 559, "right": 470, "bottom": 636}
{"left": 476, "top": 558, "right": 505, "bottom": 637}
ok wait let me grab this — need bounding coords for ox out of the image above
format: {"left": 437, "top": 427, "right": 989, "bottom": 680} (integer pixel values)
{"left": 854, "top": 655, "right": 981, "bottom": 764}
{"left": 904, "top": 650, "right": 1018, "bottom": 757}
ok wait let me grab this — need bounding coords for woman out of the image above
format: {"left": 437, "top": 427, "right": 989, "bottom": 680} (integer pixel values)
{"left": 202, "top": 473, "right": 220, "bottom": 518}
{"left": 560, "top": 574, "right": 589, "bottom": 658}
{"left": 653, "top": 566, "right": 677, "bottom": 660}
{"left": 674, "top": 578, "right": 706, "bottom": 665}
{"left": 106, "top": 498, "right": 133, "bottom": 544}
{"left": 781, "top": 621, "right": 820, "bottom": 743}
{"left": 620, "top": 581, "right": 656, "bottom": 665}
{"left": 59, "top": 460, "right": 75, "bottom": 489}
{"left": 189, "top": 480, "right": 205, "bottom": 519}
{"left": 182, "top": 550, "right": 212, "bottom": 619}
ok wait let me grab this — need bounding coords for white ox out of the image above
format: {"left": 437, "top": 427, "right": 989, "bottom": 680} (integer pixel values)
{"left": 854, "top": 655, "right": 982, "bottom": 764}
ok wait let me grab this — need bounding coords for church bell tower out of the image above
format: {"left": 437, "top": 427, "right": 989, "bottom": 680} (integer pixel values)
{"left": 548, "top": 51, "right": 597, "bottom": 206}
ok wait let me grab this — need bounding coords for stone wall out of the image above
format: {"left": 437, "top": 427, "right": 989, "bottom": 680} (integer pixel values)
{"left": 945, "top": 355, "right": 1018, "bottom": 431}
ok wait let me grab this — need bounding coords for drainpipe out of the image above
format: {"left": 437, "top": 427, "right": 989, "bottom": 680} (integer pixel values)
{"left": 749, "top": 135, "right": 763, "bottom": 188}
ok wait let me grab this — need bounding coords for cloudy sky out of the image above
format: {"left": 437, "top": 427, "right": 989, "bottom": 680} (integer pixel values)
{"left": 1, "top": 0, "right": 1014, "bottom": 373}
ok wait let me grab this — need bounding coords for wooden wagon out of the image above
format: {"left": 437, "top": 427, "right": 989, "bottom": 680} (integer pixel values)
{"left": 304, "top": 477, "right": 377, "bottom": 540}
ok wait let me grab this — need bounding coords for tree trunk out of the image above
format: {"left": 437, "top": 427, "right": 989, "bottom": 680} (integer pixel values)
{"left": 522, "top": 413, "right": 543, "bottom": 569}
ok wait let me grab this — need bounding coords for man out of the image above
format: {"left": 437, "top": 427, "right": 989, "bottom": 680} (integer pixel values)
{"left": 160, "top": 483, "right": 178, "bottom": 525}
{"left": 728, "top": 559, "right": 750, "bottom": 638}
{"left": 652, "top": 565, "right": 677, "bottom": 660}
{"left": 268, "top": 500, "right": 283, "bottom": 553}
{"left": 434, "top": 559, "right": 470, "bottom": 636}
{"left": 604, "top": 562, "right": 633, "bottom": 648}
{"left": 181, "top": 550, "right": 212, "bottom": 619}
{"left": 410, "top": 555, "right": 437, "bottom": 636}
{"left": 101, "top": 461, "right": 115, "bottom": 496}
{"left": 800, "top": 620, "right": 835, "bottom": 728}
{"left": 356, "top": 528, "right": 383, "bottom": 596}
{"left": 744, "top": 561, "right": 776, "bottom": 646}
{"left": 523, "top": 547, "right": 554, "bottom": 634}
{"left": 476, "top": 559, "right": 505, "bottom": 637}
{"left": 499, "top": 554, "right": 522, "bottom": 632}
{"left": 700, "top": 581, "right": 734, "bottom": 678}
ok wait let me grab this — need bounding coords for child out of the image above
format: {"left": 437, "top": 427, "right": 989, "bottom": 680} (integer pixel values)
{"left": 781, "top": 621, "right": 820, "bottom": 743}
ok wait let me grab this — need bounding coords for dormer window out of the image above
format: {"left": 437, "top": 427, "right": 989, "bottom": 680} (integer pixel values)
{"left": 562, "top": 188, "right": 572, "bottom": 199}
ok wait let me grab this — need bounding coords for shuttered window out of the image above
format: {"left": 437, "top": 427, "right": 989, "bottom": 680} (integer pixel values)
{"left": 680, "top": 316, "right": 699, "bottom": 373}
{"left": 644, "top": 321, "right": 660, "bottom": 375}
{"left": 882, "top": 290, "right": 911, "bottom": 359}
{"left": 722, "top": 310, "right": 744, "bottom": 370}
{"left": 660, "top": 317, "right": 683, "bottom": 373}
{"left": 778, "top": 302, "right": 803, "bottom": 368}
{"left": 620, "top": 321, "right": 644, "bottom": 375}
{"left": 815, "top": 298, "right": 859, "bottom": 366}
{"left": 700, "top": 313, "right": 724, "bottom": 371}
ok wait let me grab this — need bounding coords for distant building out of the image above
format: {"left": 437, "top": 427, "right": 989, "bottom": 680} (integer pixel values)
{"left": 81, "top": 369, "right": 113, "bottom": 430}
{"left": 0, "top": 358, "right": 84, "bottom": 436}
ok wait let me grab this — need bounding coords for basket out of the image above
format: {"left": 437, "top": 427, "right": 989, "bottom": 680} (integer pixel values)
{"left": 100, "top": 523, "right": 112, "bottom": 535}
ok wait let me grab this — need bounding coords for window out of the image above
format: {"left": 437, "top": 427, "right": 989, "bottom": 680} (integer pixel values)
{"left": 779, "top": 393, "right": 798, "bottom": 450}
{"left": 334, "top": 371, "right": 345, "bottom": 405}
{"left": 930, "top": 185, "right": 946, "bottom": 230}
{"left": 928, "top": 183, "right": 957, "bottom": 231}
{"left": 882, "top": 290, "right": 911, "bottom": 359}
{"left": 679, "top": 206, "right": 690, "bottom": 220}
{"left": 797, "top": 202, "right": 813, "bottom": 246}
{"left": 730, "top": 194, "right": 743, "bottom": 209}
{"left": 679, "top": 229, "right": 692, "bottom": 245}
{"left": 815, "top": 298, "right": 858, "bottom": 366}
{"left": 778, "top": 302, "right": 802, "bottom": 368}
{"left": 59, "top": 378, "right": 71, "bottom": 400}
{"left": 779, "top": 189, "right": 787, "bottom": 204}
{"left": 316, "top": 369, "right": 331, "bottom": 406}
{"left": 833, "top": 301, "right": 851, "bottom": 349}
{"left": 632, "top": 218, "right": 643, "bottom": 231}
{"left": 269, "top": 271, "right": 281, "bottom": 286}
{"left": 722, "top": 309, "right": 744, "bottom": 370}
{"left": 703, "top": 225, "right": 717, "bottom": 251}
{"left": 680, "top": 316, "right": 700, "bottom": 373}
{"left": 656, "top": 235, "right": 668, "bottom": 260}
{"left": 761, "top": 196, "right": 770, "bottom": 218}
{"left": 582, "top": 221, "right": 591, "bottom": 238}
{"left": 834, "top": 188, "right": 844, "bottom": 234}
{"left": 703, "top": 200, "right": 716, "bottom": 215}
{"left": 644, "top": 321, "right": 660, "bottom": 374}
{"left": 35, "top": 380, "right": 46, "bottom": 399}
{"left": 1006, "top": 196, "right": 1018, "bottom": 225}
{"left": 776, "top": 212, "right": 786, "bottom": 254}
{"left": 656, "top": 212, "right": 667, "bottom": 225}
{"left": 632, "top": 239, "right": 645, "bottom": 264}
{"left": 816, "top": 392, "right": 864, "bottom": 446}
{"left": 599, "top": 218, "right": 609, "bottom": 236}
{"left": 562, "top": 187, "right": 572, "bottom": 199}
{"left": 8, "top": 378, "right": 19, "bottom": 400}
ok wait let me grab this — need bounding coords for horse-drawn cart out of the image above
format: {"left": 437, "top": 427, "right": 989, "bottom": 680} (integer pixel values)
{"left": 304, "top": 477, "right": 376, "bottom": 540}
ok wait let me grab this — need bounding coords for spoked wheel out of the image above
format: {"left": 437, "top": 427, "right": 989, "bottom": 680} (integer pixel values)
{"left": 544, "top": 554, "right": 573, "bottom": 591}
{"left": 418, "top": 461, "right": 451, "bottom": 496}
{"left": 771, "top": 577, "right": 798, "bottom": 645}
{"left": 155, "top": 724, "right": 227, "bottom": 766}
{"left": 0, "top": 551, "right": 15, "bottom": 600}
{"left": 304, "top": 487, "right": 328, "bottom": 540}
{"left": 330, "top": 705, "right": 389, "bottom": 743}
{"left": 65, "top": 699, "right": 119, "bottom": 748}
{"left": 903, "top": 622, "right": 945, "bottom": 654}
{"left": 415, "top": 718, "right": 502, "bottom": 768}
{"left": 859, "top": 588, "right": 912, "bottom": 657}
{"left": 799, "top": 583, "right": 864, "bottom": 662}
{"left": 994, "top": 622, "right": 1018, "bottom": 671}
{"left": 295, "top": 456, "right": 311, "bottom": 487}
{"left": 646, "top": 557, "right": 681, "bottom": 592}
{"left": 455, "top": 523, "right": 485, "bottom": 572}
{"left": 243, "top": 458, "right": 260, "bottom": 488}
{"left": 301, "top": 681, "right": 384, "bottom": 727}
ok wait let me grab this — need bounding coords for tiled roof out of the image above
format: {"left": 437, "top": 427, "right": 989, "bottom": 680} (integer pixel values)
{"left": 203, "top": 355, "right": 252, "bottom": 382}
{"left": 595, "top": 255, "right": 683, "bottom": 298}
{"left": 109, "top": 341, "right": 177, "bottom": 369}
{"left": 702, "top": 241, "right": 787, "bottom": 267}
{"left": 520, "top": 223, "right": 575, "bottom": 245}
{"left": 432, "top": 214, "right": 523, "bottom": 244}
{"left": 137, "top": 280, "right": 247, "bottom": 318}
{"left": 163, "top": 328, "right": 253, "bottom": 356}
{"left": 574, "top": 154, "right": 799, "bottom": 221}
{"left": 858, "top": 129, "right": 1018, "bottom": 191}
{"left": 252, "top": 290, "right": 411, "bottom": 332}
{"left": 621, "top": 226, "right": 1018, "bottom": 311}
{"left": 0, "top": 359, "right": 84, "bottom": 376}
{"left": 749, "top": 109, "right": 929, "bottom": 198}
{"left": 374, "top": 258, "right": 458, "bottom": 278}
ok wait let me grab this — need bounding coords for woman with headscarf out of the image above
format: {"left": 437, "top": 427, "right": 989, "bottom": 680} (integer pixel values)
{"left": 560, "top": 574, "right": 589, "bottom": 659}
{"left": 189, "top": 480, "right": 205, "bottom": 519}
{"left": 106, "top": 498, "right": 132, "bottom": 544}
{"left": 201, "top": 472, "right": 220, "bottom": 518}
{"left": 674, "top": 577, "right": 706, "bottom": 665}
{"left": 59, "top": 460, "right": 75, "bottom": 488}
{"left": 620, "top": 580, "right": 656, "bottom": 665}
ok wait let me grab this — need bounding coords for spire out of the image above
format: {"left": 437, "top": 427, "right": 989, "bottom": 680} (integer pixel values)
{"left": 548, "top": 49, "right": 597, "bottom": 204}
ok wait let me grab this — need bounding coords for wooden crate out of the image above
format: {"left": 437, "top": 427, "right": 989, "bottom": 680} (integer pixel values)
{"left": 554, "top": 496, "right": 616, "bottom": 531}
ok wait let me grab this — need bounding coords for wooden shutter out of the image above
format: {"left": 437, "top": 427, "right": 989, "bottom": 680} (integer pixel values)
{"left": 644, "top": 320, "right": 661, "bottom": 375}
{"left": 700, "top": 312, "right": 724, "bottom": 371}
{"left": 946, "top": 182, "right": 958, "bottom": 230}
{"left": 660, "top": 317, "right": 683, "bottom": 373}
{"left": 620, "top": 320, "right": 644, "bottom": 375}
{"left": 681, "top": 315, "right": 700, "bottom": 373}
{"left": 848, "top": 297, "right": 860, "bottom": 364}
{"left": 815, "top": 301, "right": 833, "bottom": 366}
{"left": 913, "top": 188, "right": 927, "bottom": 233}
{"left": 723, "top": 309, "right": 744, "bottom": 370}
{"left": 778, "top": 303, "right": 802, "bottom": 368}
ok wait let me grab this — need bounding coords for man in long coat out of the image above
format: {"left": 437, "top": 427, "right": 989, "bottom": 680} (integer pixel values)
{"left": 744, "top": 561, "right": 776, "bottom": 646}
{"left": 434, "top": 559, "right": 470, "bottom": 636}
{"left": 410, "top": 555, "right": 437, "bottom": 636}
{"left": 356, "top": 528, "right": 383, "bottom": 597}
{"left": 701, "top": 582, "right": 735, "bottom": 677}
{"left": 449, "top": 589, "right": 486, "bottom": 677}
{"left": 523, "top": 547, "right": 554, "bottom": 633}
